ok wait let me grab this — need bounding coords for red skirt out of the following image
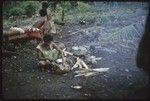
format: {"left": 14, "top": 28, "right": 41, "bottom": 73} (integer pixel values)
{"left": 25, "top": 28, "right": 42, "bottom": 39}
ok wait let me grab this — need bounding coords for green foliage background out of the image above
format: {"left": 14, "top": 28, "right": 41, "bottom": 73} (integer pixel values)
{"left": 3, "top": 1, "right": 144, "bottom": 30}
{"left": 3, "top": 1, "right": 93, "bottom": 28}
{"left": 3, "top": 1, "right": 41, "bottom": 18}
{"left": 3, "top": 1, "right": 89, "bottom": 19}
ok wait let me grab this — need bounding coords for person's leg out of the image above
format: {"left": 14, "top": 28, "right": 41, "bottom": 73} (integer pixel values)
{"left": 39, "top": 61, "right": 48, "bottom": 68}
{"left": 48, "top": 61, "right": 60, "bottom": 72}
{"left": 49, "top": 61, "right": 69, "bottom": 74}
{"left": 38, "top": 61, "right": 47, "bottom": 71}
{"left": 38, "top": 60, "right": 55, "bottom": 72}
{"left": 39, "top": 60, "right": 51, "bottom": 67}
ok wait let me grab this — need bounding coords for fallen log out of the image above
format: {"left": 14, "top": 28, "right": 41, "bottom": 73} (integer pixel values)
{"left": 3, "top": 27, "right": 42, "bottom": 50}
{"left": 74, "top": 68, "right": 110, "bottom": 77}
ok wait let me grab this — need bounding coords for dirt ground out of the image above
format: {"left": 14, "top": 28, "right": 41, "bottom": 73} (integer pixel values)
{"left": 2, "top": 23, "right": 149, "bottom": 100}
{"left": 2, "top": 2, "right": 149, "bottom": 100}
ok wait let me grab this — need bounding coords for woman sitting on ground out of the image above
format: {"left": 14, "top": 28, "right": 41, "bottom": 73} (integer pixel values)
{"left": 36, "top": 35, "right": 69, "bottom": 74}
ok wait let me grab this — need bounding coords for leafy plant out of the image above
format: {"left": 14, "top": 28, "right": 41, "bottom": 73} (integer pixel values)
{"left": 77, "top": 2, "right": 90, "bottom": 13}
{"left": 52, "top": 1, "right": 79, "bottom": 22}
{"left": 9, "top": 7, "right": 24, "bottom": 16}
{"left": 24, "top": 4, "right": 37, "bottom": 17}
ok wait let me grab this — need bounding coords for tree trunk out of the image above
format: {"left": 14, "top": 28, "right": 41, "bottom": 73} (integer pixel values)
{"left": 61, "top": 9, "right": 64, "bottom": 22}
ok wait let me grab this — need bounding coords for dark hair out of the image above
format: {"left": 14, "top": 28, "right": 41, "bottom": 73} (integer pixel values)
{"left": 39, "top": 8, "right": 47, "bottom": 17}
{"left": 43, "top": 35, "right": 53, "bottom": 43}
{"left": 42, "top": 1, "right": 49, "bottom": 9}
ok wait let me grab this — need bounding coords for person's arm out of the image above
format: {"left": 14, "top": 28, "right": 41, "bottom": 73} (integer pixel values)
{"left": 37, "top": 49, "right": 53, "bottom": 62}
{"left": 52, "top": 42, "right": 66, "bottom": 65}
{"left": 46, "top": 9, "right": 52, "bottom": 20}
{"left": 37, "top": 49, "right": 47, "bottom": 61}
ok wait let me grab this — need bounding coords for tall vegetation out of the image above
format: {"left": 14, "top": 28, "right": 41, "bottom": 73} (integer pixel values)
{"left": 3, "top": 1, "right": 41, "bottom": 18}
{"left": 3, "top": 1, "right": 91, "bottom": 26}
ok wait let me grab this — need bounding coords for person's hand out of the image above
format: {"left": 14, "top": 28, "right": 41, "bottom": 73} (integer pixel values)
{"left": 45, "top": 58, "right": 53, "bottom": 62}
{"left": 63, "top": 62, "right": 66, "bottom": 67}
{"left": 46, "top": 59, "right": 51, "bottom": 64}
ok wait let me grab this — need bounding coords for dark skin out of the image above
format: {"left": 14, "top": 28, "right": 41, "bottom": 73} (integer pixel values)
{"left": 37, "top": 41, "right": 66, "bottom": 66}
